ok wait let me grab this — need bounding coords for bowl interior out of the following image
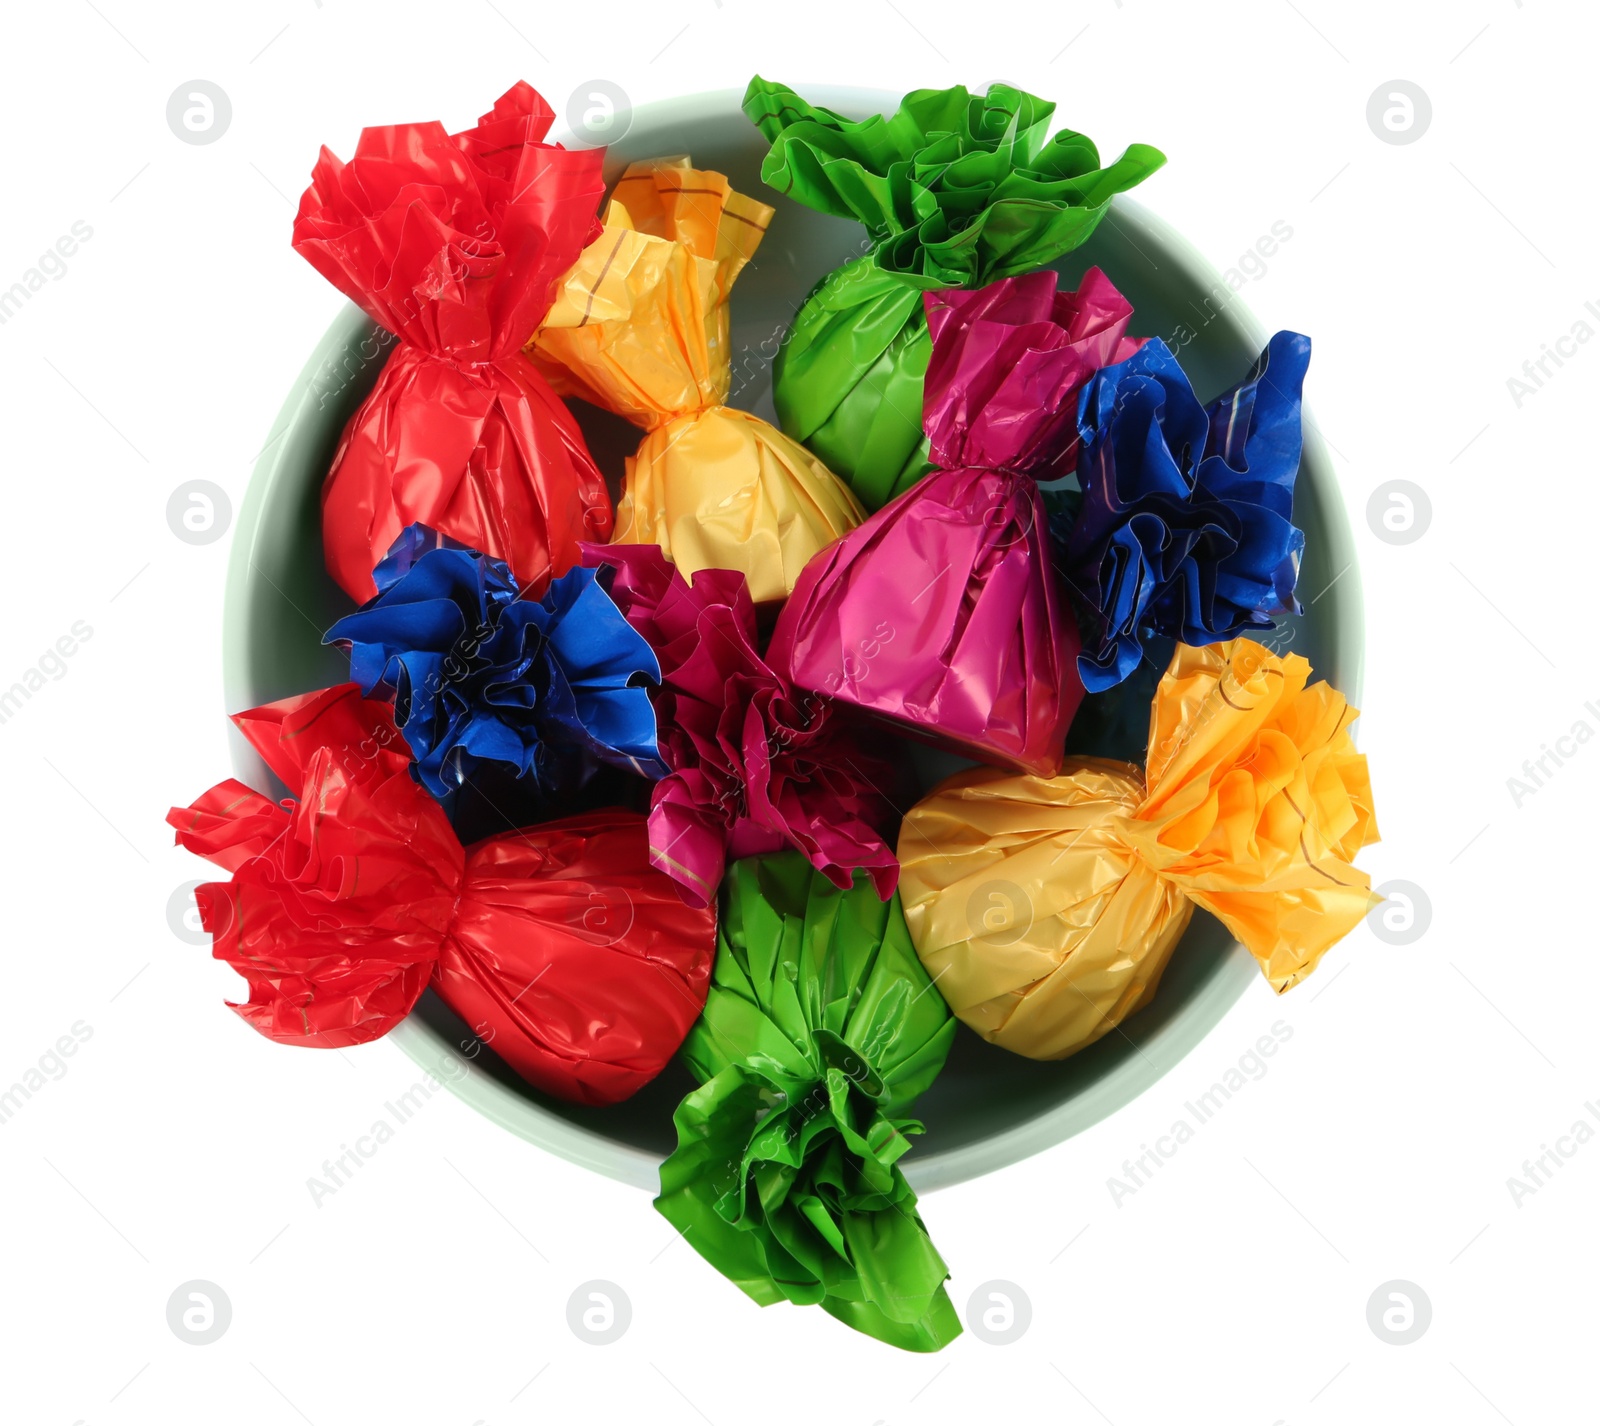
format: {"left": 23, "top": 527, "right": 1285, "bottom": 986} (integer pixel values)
{"left": 224, "top": 87, "right": 1359, "bottom": 1191}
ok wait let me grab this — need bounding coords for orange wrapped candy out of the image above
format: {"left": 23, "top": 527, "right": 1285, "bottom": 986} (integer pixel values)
{"left": 529, "top": 157, "right": 864, "bottom": 604}
{"left": 897, "top": 639, "right": 1379, "bottom": 1060}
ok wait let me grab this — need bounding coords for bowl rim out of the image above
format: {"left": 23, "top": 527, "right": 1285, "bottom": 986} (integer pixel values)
{"left": 224, "top": 84, "right": 1363, "bottom": 1194}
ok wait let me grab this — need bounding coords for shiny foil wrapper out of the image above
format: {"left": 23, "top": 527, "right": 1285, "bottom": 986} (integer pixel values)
{"left": 898, "top": 640, "right": 1380, "bottom": 1060}
{"left": 771, "top": 269, "right": 1143, "bottom": 775}
{"left": 743, "top": 76, "right": 1165, "bottom": 508}
{"left": 169, "top": 685, "right": 714, "bottom": 1106}
{"left": 530, "top": 158, "right": 864, "bottom": 604}
{"left": 323, "top": 523, "right": 667, "bottom": 802}
{"left": 1067, "top": 331, "right": 1312, "bottom": 691}
{"left": 294, "top": 82, "right": 614, "bottom": 604}
{"left": 655, "top": 852, "right": 960, "bottom": 1352}
{"left": 586, "top": 543, "right": 901, "bottom": 907}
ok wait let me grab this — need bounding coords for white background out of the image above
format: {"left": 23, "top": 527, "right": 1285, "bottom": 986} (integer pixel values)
{"left": 1, "top": 1, "right": 1592, "bottom": 1422}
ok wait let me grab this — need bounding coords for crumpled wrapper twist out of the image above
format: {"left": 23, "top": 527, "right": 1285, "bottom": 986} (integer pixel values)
{"left": 167, "top": 685, "right": 714, "bottom": 1105}
{"left": 898, "top": 640, "right": 1379, "bottom": 1060}
{"left": 743, "top": 76, "right": 1165, "bottom": 508}
{"left": 771, "top": 269, "right": 1142, "bottom": 775}
{"left": 324, "top": 523, "right": 665, "bottom": 801}
{"left": 656, "top": 852, "right": 961, "bottom": 1352}
{"left": 294, "top": 82, "right": 613, "bottom": 603}
{"left": 1067, "top": 332, "right": 1311, "bottom": 692}
{"left": 586, "top": 542, "right": 899, "bottom": 907}
{"left": 530, "top": 157, "right": 864, "bottom": 604}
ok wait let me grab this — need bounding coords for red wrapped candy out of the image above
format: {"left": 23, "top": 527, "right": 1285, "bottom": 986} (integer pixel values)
{"left": 294, "top": 82, "right": 614, "bottom": 603}
{"left": 168, "top": 685, "right": 714, "bottom": 1106}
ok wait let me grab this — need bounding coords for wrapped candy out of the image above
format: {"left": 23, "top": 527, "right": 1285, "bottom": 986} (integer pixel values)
{"left": 896, "top": 640, "right": 1379, "bottom": 1060}
{"left": 324, "top": 523, "right": 666, "bottom": 800}
{"left": 656, "top": 852, "right": 961, "bottom": 1352}
{"left": 294, "top": 82, "right": 613, "bottom": 603}
{"left": 743, "top": 76, "right": 1164, "bottom": 509}
{"left": 587, "top": 543, "right": 899, "bottom": 907}
{"left": 1066, "top": 332, "right": 1311, "bottom": 692}
{"left": 770, "top": 268, "right": 1142, "bottom": 776}
{"left": 529, "top": 158, "right": 864, "bottom": 604}
{"left": 167, "top": 684, "right": 714, "bottom": 1105}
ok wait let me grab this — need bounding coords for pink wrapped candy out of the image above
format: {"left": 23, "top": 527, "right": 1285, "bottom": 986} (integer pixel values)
{"left": 769, "top": 268, "right": 1143, "bottom": 776}
{"left": 584, "top": 543, "right": 901, "bottom": 906}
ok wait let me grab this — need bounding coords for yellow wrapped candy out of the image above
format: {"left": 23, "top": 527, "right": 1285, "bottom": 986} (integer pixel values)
{"left": 898, "top": 639, "right": 1380, "bottom": 1060}
{"left": 529, "top": 157, "right": 865, "bottom": 604}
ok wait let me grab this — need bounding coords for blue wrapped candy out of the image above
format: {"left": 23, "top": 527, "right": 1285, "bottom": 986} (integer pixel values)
{"left": 1065, "top": 331, "right": 1310, "bottom": 691}
{"left": 324, "top": 525, "right": 667, "bottom": 800}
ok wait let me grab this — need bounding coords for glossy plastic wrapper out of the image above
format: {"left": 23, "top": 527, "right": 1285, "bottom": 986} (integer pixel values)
{"left": 897, "top": 640, "right": 1379, "bottom": 1060}
{"left": 587, "top": 543, "right": 899, "bottom": 907}
{"left": 656, "top": 852, "right": 961, "bottom": 1351}
{"left": 530, "top": 158, "right": 863, "bottom": 604}
{"left": 771, "top": 269, "right": 1141, "bottom": 774}
{"left": 167, "top": 685, "right": 714, "bottom": 1105}
{"left": 1067, "top": 333, "right": 1311, "bottom": 691}
{"left": 743, "top": 76, "right": 1165, "bottom": 508}
{"left": 324, "top": 523, "right": 665, "bottom": 801}
{"left": 294, "top": 82, "right": 613, "bottom": 603}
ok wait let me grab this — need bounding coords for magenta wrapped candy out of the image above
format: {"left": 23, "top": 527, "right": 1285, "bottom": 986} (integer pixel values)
{"left": 583, "top": 543, "right": 900, "bottom": 906}
{"left": 769, "top": 268, "right": 1143, "bottom": 776}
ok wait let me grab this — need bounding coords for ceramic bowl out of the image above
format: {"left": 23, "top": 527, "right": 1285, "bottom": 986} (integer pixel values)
{"left": 223, "top": 86, "right": 1361, "bottom": 1191}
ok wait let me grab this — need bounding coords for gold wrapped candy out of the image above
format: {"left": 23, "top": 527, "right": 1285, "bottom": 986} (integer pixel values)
{"left": 898, "top": 639, "right": 1380, "bottom": 1060}
{"left": 529, "top": 158, "right": 865, "bottom": 604}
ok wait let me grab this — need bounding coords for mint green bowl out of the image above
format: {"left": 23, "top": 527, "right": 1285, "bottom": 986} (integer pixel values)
{"left": 224, "top": 87, "right": 1361, "bottom": 1191}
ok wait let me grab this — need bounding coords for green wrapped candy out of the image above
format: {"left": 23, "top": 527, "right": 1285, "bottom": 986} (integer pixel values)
{"left": 655, "top": 852, "right": 960, "bottom": 1351}
{"left": 743, "top": 76, "right": 1166, "bottom": 508}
